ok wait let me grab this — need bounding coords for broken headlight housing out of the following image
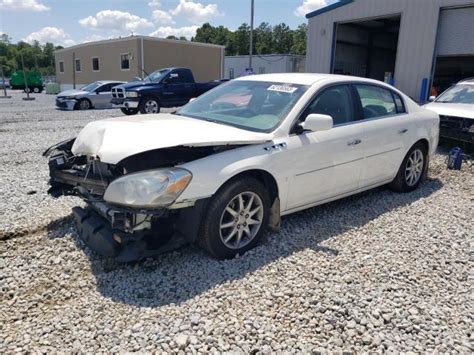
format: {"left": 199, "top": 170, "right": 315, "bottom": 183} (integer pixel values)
{"left": 103, "top": 168, "right": 192, "bottom": 208}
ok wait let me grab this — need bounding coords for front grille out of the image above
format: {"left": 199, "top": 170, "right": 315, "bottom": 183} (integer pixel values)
{"left": 112, "top": 87, "right": 125, "bottom": 98}
{"left": 439, "top": 115, "right": 474, "bottom": 144}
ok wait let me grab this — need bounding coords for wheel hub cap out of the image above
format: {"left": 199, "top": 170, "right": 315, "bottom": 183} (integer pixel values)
{"left": 405, "top": 149, "right": 424, "bottom": 186}
{"left": 219, "top": 191, "right": 263, "bottom": 249}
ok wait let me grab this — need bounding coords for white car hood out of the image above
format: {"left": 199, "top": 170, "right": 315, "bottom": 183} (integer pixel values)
{"left": 71, "top": 113, "right": 273, "bottom": 164}
{"left": 423, "top": 102, "right": 474, "bottom": 119}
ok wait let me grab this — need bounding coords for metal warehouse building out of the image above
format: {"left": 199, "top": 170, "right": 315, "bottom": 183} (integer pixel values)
{"left": 55, "top": 36, "right": 225, "bottom": 91}
{"left": 224, "top": 54, "right": 306, "bottom": 79}
{"left": 305, "top": 0, "right": 474, "bottom": 101}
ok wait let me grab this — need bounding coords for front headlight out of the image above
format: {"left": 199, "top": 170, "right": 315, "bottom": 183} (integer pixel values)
{"left": 126, "top": 91, "right": 139, "bottom": 98}
{"left": 104, "top": 168, "right": 192, "bottom": 208}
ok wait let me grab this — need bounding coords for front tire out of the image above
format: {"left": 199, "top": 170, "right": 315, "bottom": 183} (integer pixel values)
{"left": 120, "top": 107, "right": 139, "bottom": 115}
{"left": 389, "top": 142, "right": 428, "bottom": 192}
{"left": 139, "top": 97, "right": 160, "bottom": 114}
{"left": 198, "top": 178, "right": 270, "bottom": 259}
{"left": 76, "top": 98, "right": 92, "bottom": 110}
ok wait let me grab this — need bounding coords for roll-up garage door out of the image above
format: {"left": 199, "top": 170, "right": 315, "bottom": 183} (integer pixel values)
{"left": 437, "top": 6, "right": 474, "bottom": 56}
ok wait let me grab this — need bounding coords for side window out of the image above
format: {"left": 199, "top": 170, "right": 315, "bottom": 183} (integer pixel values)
{"left": 75, "top": 59, "right": 81, "bottom": 72}
{"left": 355, "top": 85, "right": 397, "bottom": 118}
{"left": 179, "top": 70, "right": 194, "bottom": 83}
{"left": 120, "top": 54, "right": 130, "bottom": 70}
{"left": 97, "top": 84, "right": 112, "bottom": 93}
{"left": 392, "top": 92, "right": 406, "bottom": 114}
{"left": 305, "top": 85, "right": 354, "bottom": 125}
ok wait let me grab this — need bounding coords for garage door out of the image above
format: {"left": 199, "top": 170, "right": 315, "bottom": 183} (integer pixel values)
{"left": 437, "top": 6, "right": 474, "bottom": 56}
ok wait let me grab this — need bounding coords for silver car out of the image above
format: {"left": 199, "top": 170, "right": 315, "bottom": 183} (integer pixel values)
{"left": 424, "top": 78, "right": 474, "bottom": 146}
{"left": 56, "top": 81, "right": 125, "bottom": 110}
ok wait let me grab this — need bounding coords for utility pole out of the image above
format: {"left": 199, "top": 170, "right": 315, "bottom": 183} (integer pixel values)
{"left": 249, "top": 0, "right": 254, "bottom": 71}
{"left": 21, "top": 52, "right": 35, "bottom": 101}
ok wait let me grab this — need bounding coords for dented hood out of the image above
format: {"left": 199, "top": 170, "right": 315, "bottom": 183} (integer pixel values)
{"left": 71, "top": 113, "right": 273, "bottom": 164}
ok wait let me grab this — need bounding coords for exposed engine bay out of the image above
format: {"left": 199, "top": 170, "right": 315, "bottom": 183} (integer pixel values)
{"left": 43, "top": 137, "right": 242, "bottom": 261}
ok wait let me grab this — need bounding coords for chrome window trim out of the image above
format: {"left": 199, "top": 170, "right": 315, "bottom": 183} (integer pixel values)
{"left": 290, "top": 80, "right": 409, "bottom": 133}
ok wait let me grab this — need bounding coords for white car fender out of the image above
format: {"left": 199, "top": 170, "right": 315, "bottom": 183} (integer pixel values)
{"left": 176, "top": 143, "right": 289, "bottom": 210}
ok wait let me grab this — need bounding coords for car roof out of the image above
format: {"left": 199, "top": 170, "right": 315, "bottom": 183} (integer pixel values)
{"left": 458, "top": 78, "right": 474, "bottom": 85}
{"left": 234, "top": 73, "right": 392, "bottom": 86}
{"left": 96, "top": 80, "right": 125, "bottom": 85}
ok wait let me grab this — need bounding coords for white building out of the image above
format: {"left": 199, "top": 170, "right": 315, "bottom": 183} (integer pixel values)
{"left": 224, "top": 54, "right": 305, "bottom": 79}
{"left": 305, "top": 0, "right": 474, "bottom": 101}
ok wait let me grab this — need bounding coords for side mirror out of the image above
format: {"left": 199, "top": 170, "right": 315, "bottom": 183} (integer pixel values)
{"left": 301, "top": 113, "right": 333, "bottom": 132}
{"left": 428, "top": 96, "right": 436, "bottom": 102}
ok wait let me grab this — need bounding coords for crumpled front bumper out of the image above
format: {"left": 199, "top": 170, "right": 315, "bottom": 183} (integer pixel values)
{"left": 72, "top": 203, "right": 176, "bottom": 262}
{"left": 56, "top": 98, "right": 77, "bottom": 110}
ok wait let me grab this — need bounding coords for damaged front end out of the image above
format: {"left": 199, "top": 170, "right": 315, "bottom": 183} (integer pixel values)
{"left": 43, "top": 139, "right": 224, "bottom": 262}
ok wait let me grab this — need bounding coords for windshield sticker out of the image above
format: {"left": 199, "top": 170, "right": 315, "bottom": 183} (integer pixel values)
{"left": 267, "top": 84, "right": 298, "bottom": 93}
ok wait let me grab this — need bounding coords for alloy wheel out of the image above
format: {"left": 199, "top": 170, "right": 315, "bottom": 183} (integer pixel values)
{"left": 219, "top": 191, "right": 264, "bottom": 249}
{"left": 405, "top": 149, "right": 424, "bottom": 186}
{"left": 144, "top": 99, "right": 159, "bottom": 113}
{"left": 79, "top": 100, "right": 90, "bottom": 110}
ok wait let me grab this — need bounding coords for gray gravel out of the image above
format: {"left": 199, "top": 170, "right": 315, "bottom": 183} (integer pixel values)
{"left": 1, "top": 91, "right": 473, "bottom": 352}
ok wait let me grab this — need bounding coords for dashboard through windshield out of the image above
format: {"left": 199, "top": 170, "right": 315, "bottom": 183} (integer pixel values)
{"left": 176, "top": 80, "right": 308, "bottom": 132}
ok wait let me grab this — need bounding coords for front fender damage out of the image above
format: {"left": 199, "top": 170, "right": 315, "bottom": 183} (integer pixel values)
{"left": 44, "top": 141, "right": 241, "bottom": 261}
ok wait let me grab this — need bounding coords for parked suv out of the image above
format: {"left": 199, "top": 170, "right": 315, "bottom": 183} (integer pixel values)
{"left": 111, "top": 67, "right": 226, "bottom": 115}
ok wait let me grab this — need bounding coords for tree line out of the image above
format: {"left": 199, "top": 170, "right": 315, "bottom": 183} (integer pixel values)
{"left": 0, "top": 22, "right": 306, "bottom": 77}
{"left": 181, "top": 22, "right": 307, "bottom": 56}
{"left": 0, "top": 34, "right": 63, "bottom": 77}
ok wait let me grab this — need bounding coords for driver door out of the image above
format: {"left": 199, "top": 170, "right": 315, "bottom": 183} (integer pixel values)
{"left": 283, "top": 84, "right": 365, "bottom": 211}
{"left": 94, "top": 83, "right": 115, "bottom": 108}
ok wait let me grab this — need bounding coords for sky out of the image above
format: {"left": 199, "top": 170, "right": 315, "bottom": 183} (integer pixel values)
{"left": 0, "top": 0, "right": 336, "bottom": 46}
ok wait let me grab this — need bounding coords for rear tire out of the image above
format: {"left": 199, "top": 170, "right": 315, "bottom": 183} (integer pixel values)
{"left": 120, "top": 107, "right": 139, "bottom": 115}
{"left": 198, "top": 178, "right": 270, "bottom": 259}
{"left": 33, "top": 87, "right": 40, "bottom": 93}
{"left": 139, "top": 97, "right": 160, "bottom": 114}
{"left": 389, "top": 142, "right": 428, "bottom": 193}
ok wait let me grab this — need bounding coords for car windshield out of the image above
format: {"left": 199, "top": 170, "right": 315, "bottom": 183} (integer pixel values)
{"left": 81, "top": 82, "right": 101, "bottom": 92}
{"left": 436, "top": 84, "right": 474, "bottom": 104}
{"left": 144, "top": 69, "right": 170, "bottom": 82}
{"left": 176, "top": 80, "right": 308, "bottom": 132}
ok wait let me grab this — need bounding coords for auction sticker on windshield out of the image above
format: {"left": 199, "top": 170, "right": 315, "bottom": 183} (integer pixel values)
{"left": 267, "top": 84, "right": 298, "bottom": 93}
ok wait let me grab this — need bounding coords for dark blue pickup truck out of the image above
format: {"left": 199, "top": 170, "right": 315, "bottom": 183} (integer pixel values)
{"left": 111, "top": 67, "right": 226, "bottom": 115}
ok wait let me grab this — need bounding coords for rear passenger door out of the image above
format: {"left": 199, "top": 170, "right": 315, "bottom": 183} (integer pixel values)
{"left": 354, "top": 84, "right": 415, "bottom": 187}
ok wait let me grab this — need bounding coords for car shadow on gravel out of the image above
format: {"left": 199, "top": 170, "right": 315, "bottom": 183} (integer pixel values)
{"left": 47, "top": 177, "right": 443, "bottom": 308}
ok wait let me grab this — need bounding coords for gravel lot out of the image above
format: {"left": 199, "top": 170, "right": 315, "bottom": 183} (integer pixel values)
{"left": 1, "top": 91, "right": 473, "bottom": 352}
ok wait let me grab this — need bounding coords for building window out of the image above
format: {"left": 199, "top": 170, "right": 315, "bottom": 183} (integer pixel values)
{"left": 121, "top": 54, "right": 130, "bottom": 70}
{"left": 75, "top": 59, "right": 81, "bottom": 72}
{"left": 259, "top": 67, "right": 266, "bottom": 74}
{"left": 229, "top": 68, "right": 234, "bottom": 79}
{"left": 92, "top": 57, "right": 100, "bottom": 71}
{"left": 59, "top": 61, "right": 64, "bottom": 73}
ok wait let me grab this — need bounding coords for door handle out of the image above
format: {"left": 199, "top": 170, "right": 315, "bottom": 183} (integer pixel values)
{"left": 347, "top": 139, "right": 362, "bottom": 146}
{"left": 399, "top": 128, "right": 408, "bottom": 134}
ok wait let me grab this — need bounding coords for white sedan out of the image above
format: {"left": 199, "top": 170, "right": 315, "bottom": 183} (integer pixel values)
{"left": 44, "top": 74, "right": 439, "bottom": 261}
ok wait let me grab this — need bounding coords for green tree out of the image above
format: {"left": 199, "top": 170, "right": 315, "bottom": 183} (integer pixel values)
{"left": 255, "top": 22, "right": 273, "bottom": 55}
{"left": 291, "top": 24, "right": 307, "bottom": 55}
{"left": 272, "top": 23, "right": 292, "bottom": 54}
